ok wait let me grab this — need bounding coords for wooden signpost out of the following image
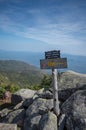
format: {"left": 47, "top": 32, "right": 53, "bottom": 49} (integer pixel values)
{"left": 40, "top": 50, "right": 67, "bottom": 117}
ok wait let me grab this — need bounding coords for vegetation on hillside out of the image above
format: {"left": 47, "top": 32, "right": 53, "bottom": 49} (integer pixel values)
{"left": 0, "top": 60, "right": 86, "bottom": 102}
{"left": 0, "top": 60, "right": 47, "bottom": 97}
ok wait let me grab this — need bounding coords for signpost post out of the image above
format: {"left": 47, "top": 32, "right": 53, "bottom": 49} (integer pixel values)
{"left": 40, "top": 50, "right": 67, "bottom": 117}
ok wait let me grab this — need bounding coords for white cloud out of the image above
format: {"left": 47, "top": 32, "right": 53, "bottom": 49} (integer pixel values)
{"left": 0, "top": 0, "right": 86, "bottom": 55}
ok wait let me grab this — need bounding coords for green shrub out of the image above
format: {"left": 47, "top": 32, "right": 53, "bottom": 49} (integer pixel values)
{"left": 3, "top": 84, "right": 20, "bottom": 93}
{"left": 9, "top": 85, "right": 20, "bottom": 93}
{"left": 40, "top": 74, "right": 52, "bottom": 88}
{"left": 0, "top": 87, "right": 5, "bottom": 98}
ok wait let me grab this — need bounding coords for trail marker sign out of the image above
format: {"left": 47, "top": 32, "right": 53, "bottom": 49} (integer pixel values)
{"left": 40, "top": 58, "right": 67, "bottom": 69}
{"left": 40, "top": 50, "right": 68, "bottom": 118}
{"left": 45, "top": 50, "right": 60, "bottom": 59}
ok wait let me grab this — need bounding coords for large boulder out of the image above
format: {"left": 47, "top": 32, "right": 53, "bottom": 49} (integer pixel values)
{"left": 61, "top": 90, "right": 86, "bottom": 130}
{"left": 22, "top": 98, "right": 33, "bottom": 109}
{"left": 2, "top": 109, "right": 26, "bottom": 127}
{"left": 37, "top": 90, "right": 53, "bottom": 99}
{"left": 58, "top": 84, "right": 86, "bottom": 102}
{"left": 56, "top": 71, "right": 86, "bottom": 102}
{"left": 39, "top": 112, "right": 57, "bottom": 130}
{"left": 24, "top": 114, "right": 41, "bottom": 130}
{"left": 58, "top": 71, "right": 86, "bottom": 90}
{"left": 26, "top": 98, "right": 53, "bottom": 118}
{"left": 11, "top": 89, "right": 36, "bottom": 105}
{"left": 24, "top": 98, "right": 54, "bottom": 130}
{"left": 0, "top": 108, "right": 12, "bottom": 118}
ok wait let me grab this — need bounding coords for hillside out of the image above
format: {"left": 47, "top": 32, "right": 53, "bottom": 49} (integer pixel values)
{"left": 0, "top": 60, "right": 44, "bottom": 89}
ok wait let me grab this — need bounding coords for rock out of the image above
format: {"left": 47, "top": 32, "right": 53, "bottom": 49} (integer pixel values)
{"left": 0, "top": 123, "right": 17, "bottom": 130}
{"left": 11, "top": 89, "right": 36, "bottom": 105}
{"left": 57, "top": 71, "right": 86, "bottom": 102}
{"left": 22, "top": 98, "right": 33, "bottom": 109}
{"left": 58, "top": 71, "right": 86, "bottom": 90}
{"left": 39, "top": 112, "right": 57, "bottom": 130}
{"left": 49, "top": 71, "right": 86, "bottom": 103}
{"left": 32, "top": 94, "right": 39, "bottom": 100}
{"left": 58, "top": 114, "right": 66, "bottom": 130}
{"left": 1, "top": 70, "right": 86, "bottom": 130}
{"left": 58, "top": 84, "right": 86, "bottom": 102}
{"left": 37, "top": 88, "right": 45, "bottom": 95}
{"left": 15, "top": 89, "right": 36, "bottom": 99}
{"left": 24, "top": 114, "right": 41, "bottom": 130}
{"left": 24, "top": 98, "right": 54, "bottom": 130}
{"left": 11, "top": 94, "right": 22, "bottom": 105}
{"left": 61, "top": 90, "right": 86, "bottom": 130}
{"left": 26, "top": 98, "right": 53, "bottom": 118}
{"left": 33, "top": 89, "right": 53, "bottom": 100}
{"left": 0, "top": 108, "right": 12, "bottom": 118}
{"left": 38, "top": 90, "right": 53, "bottom": 99}
{"left": 13, "top": 101, "right": 23, "bottom": 110}
{"left": 2, "top": 109, "right": 26, "bottom": 127}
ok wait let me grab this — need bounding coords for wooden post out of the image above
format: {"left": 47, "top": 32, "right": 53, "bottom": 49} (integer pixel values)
{"left": 52, "top": 68, "right": 60, "bottom": 116}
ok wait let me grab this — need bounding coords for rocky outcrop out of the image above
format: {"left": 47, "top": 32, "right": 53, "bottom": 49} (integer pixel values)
{"left": 61, "top": 90, "right": 86, "bottom": 130}
{"left": 58, "top": 71, "right": 86, "bottom": 90}
{"left": 2, "top": 109, "right": 26, "bottom": 128}
{"left": 39, "top": 112, "right": 57, "bottom": 130}
{"left": 0, "top": 71, "right": 86, "bottom": 130}
{"left": 0, "top": 88, "right": 56, "bottom": 130}
{"left": 58, "top": 84, "right": 86, "bottom": 102}
{"left": 57, "top": 71, "right": 86, "bottom": 102}
{"left": 24, "top": 114, "right": 41, "bottom": 130}
{"left": 11, "top": 89, "right": 36, "bottom": 105}
{"left": 24, "top": 97, "right": 54, "bottom": 130}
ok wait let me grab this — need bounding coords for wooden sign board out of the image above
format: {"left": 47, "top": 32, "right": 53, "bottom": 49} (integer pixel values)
{"left": 40, "top": 58, "right": 67, "bottom": 69}
{"left": 45, "top": 50, "right": 60, "bottom": 59}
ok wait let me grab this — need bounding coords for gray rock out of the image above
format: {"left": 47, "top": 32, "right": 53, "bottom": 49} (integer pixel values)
{"left": 58, "top": 71, "right": 86, "bottom": 90}
{"left": 61, "top": 90, "right": 86, "bottom": 130}
{"left": 24, "top": 115, "right": 41, "bottom": 130}
{"left": 58, "top": 114, "right": 66, "bottom": 130}
{"left": 24, "top": 98, "right": 54, "bottom": 130}
{"left": 11, "top": 89, "right": 36, "bottom": 105}
{"left": 37, "top": 88, "right": 45, "bottom": 95}
{"left": 50, "top": 71, "right": 86, "bottom": 102}
{"left": 57, "top": 71, "right": 86, "bottom": 102}
{"left": 0, "top": 108, "right": 12, "bottom": 118}
{"left": 22, "top": 98, "right": 33, "bottom": 109}
{"left": 26, "top": 98, "right": 53, "bottom": 118}
{"left": 38, "top": 90, "right": 53, "bottom": 99}
{"left": 13, "top": 101, "right": 23, "bottom": 110}
{"left": 2, "top": 109, "right": 26, "bottom": 127}
{"left": 58, "top": 84, "right": 86, "bottom": 102}
{"left": 0, "top": 123, "right": 17, "bottom": 130}
{"left": 39, "top": 112, "right": 57, "bottom": 130}
{"left": 11, "top": 94, "right": 23, "bottom": 105}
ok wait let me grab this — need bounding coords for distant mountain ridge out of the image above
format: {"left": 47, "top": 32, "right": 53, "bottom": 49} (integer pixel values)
{"left": 0, "top": 60, "right": 44, "bottom": 88}
{"left": 0, "top": 60, "right": 40, "bottom": 72}
{"left": 0, "top": 50, "right": 86, "bottom": 74}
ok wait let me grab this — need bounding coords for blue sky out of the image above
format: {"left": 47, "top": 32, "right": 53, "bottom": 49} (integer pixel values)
{"left": 0, "top": 0, "right": 86, "bottom": 56}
